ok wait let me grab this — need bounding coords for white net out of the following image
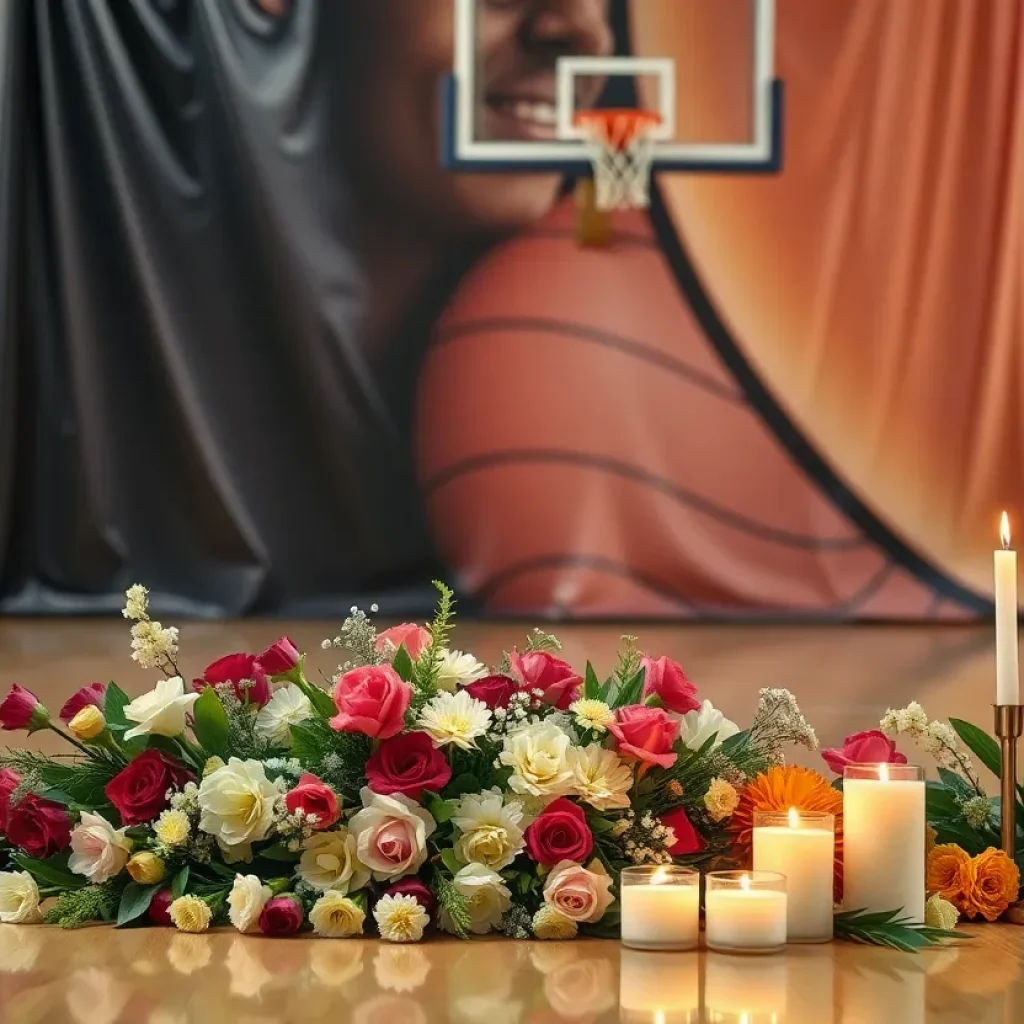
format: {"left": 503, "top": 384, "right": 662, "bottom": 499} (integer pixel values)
{"left": 577, "top": 111, "right": 661, "bottom": 211}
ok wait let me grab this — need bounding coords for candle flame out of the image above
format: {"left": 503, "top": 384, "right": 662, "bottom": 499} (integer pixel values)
{"left": 651, "top": 866, "right": 672, "bottom": 885}
{"left": 1002, "top": 511, "right": 1012, "bottom": 550}
{"left": 788, "top": 807, "right": 800, "bottom": 829}
{"left": 740, "top": 873, "right": 751, "bottom": 892}
{"left": 879, "top": 762, "right": 890, "bottom": 783}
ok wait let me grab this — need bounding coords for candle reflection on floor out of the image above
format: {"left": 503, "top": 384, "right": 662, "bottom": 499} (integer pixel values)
{"left": 618, "top": 948, "right": 700, "bottom": 1024}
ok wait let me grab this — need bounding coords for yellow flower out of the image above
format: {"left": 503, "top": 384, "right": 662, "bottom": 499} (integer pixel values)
{"left": 69, "top": 706, "right": 106, "bottom": 741}
{"left": 373, "top": 893, "right": 429, "bottom": 943}
{"left": 169, "top": 895, "right": 212, "bottom": 933}
{"left": 126, "top": 852, "right": 166, "bottom": 885}
{"left": 532, "top": 905, "right": 578, "bottom": 940}
{"left": 925, "top": 894, "right": 960, "bottom": 931}
{"left": 569, "top": 699, "right": 615, "bottom": 733}
{"left": 310, "top": 892, "right": 366, "bottom": 938}
{"left": 154, "top": 810, "right": 191, "bottom": 848}
{"left": 704, "top": 778, "right": 740, "bottom": 822}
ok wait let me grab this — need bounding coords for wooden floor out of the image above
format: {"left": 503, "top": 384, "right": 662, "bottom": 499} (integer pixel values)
{"left": 0, "top": 618, "right": 1022, "bottom": 1022}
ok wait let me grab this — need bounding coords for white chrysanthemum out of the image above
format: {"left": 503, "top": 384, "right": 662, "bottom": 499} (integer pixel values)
{"left": 129, "top": 620, "right": 180, "bottom": 671}
{"left": 154, "top": 809, "right": 191, "bottom": 848}
{"left": 310, "top": 891, "right": 366, "bottom": 938}
{"left": 68, "top": 812, "right": 133, "bottom": 884}
{"left": 374, "top": 893, "right": 430, "bottom": 943}
{"left": 0, "top": 870, "right": 42, "bottom": 924}
{"left": 566, "top": 744, "right": 633, "bottom": 811}
{"left": 298, "top": 829, "right": 372, "bottom": 893}
{"left": 440, "top": 863, "right": 512, "bottom": 936}
{"left": 123, "top": 676, "right": 198, "bottom": 740}
{"left": 450, "top": 788, "right": 526, "bottom": 870}
{"left": 498, "top": 722, "right": 574, "bottom": 798}
{"left": 122, "top": 584, "right": 149, "bottom": 621}
{"left": 678, "top": 700, "right": 739, "bottom": 750}
{"left": 169, "top": 895, "right": 212, "bottom": 933}
{"left": 198, "top": 758, "right": 279, "bottom": 847}
{"left": 569, "top": 698, "right": 615, "bottom": 733}
{"left": 227, "top": 874, "right": 272, "bottom": 933}
{"left": 417, "top": 690, "right": 492, "bottom": 750}
{"left": 532, "top": 904, "right": 578, "bottom": 940}
{"left": 255, "top": 685, "right": 313, "bottom": 746}
{"left": 434, "top": 649, "right": 489, "bottom": 692}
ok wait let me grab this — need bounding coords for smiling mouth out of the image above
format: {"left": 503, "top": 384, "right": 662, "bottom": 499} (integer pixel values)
{"left": 481, "top": 94, "right": 561, "bottom": 142}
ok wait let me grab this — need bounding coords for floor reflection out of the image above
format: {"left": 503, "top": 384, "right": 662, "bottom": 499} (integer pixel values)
{"left": 0, "top": 924, "right": 1020, "bottom": 1024}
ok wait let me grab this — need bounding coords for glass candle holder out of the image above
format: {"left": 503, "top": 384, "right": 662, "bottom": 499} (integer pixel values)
{"left": 704, "top": 871, "right": 787, "bottom": 955}
{"left": 619, "top": 865, "right": 700, "bottom": 951}
{"left": 843, "top": 764, "right": 925, "bottom": 922}
{"left": 753, "top": 809, "right": 835, "bottom": 942}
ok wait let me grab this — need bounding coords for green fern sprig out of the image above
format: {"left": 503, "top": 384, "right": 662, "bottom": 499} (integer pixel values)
{"left": 433, "top": 873, "right": 472, "bottom": 938}
{"left": 834, "top": 908, "right": 968, "bottom": 952}
{"left": 417, "top": 581, "right": 456, "bottom": 693}
{"left": 523, "top": 628, "right": 562, "bottom": 654}
{"left": 43, "top": 881, "right": 123, "bottom": 929}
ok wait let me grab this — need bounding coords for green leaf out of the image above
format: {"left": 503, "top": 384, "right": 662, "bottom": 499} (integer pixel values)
{"left": 304, "top": 684, "right": 337, "bottom": 719}
{"left": 259, "top": 843, "right": 301, "bottom": 863}
{"left": 937, "top": 768, "right": 976, "bottom": 800}
{"left": 13, "top": 853, "right": 86, "bottom": 890}
{"left": 425, "top": 793, "right": 455, "bottom": 824}
{"left": 171, "top": 866, "right": 190, "bottom": 899}
{"left": 103, "top": 683, "right": 131, "bottom": 732}
{"left": 584, "top": 663, "right": 601, "bottom": 701}
{"left": 588, "top": 815, "right": 616, "bottom": 835}
{"left": 447, "top": 773, "right": 480, "bottom": 799}
{"left": 949, "top": 718, "right": 1001, "bottom": 778}
{"left": 833, "top": 907, "right": 967, "bottom": 952}
{"left": 613, "top": 667, "right": 647, "bottom": 709}
{"left": 392, "top": 644, "right": 415, "bottom": 683}
{"left": 925, "top": 781, "right": 961, "bottom": 819}
{"left": 441, "top": 848, "right": 462, "bottom": 876}
{"left": 33, "top": 760, "right": 119, "bottom": 809}
{"left": 192, "top": 687, "right": 229, "bottom": 757}
{"left": 116, "top": 883, "right": 161, "bottom": 928}
{"left": 720, "top": 730, "right": 751, "bottom": 755}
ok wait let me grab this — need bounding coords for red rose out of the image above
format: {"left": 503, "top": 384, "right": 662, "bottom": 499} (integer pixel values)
{"left": 105, "top": 750, "right": 196, "bottom": 826}
{"left": 509, "top": 652, "right": 582, "bottom": 711}
{"left": 384, "top": 878, "right": 437, "bottom": 918}
{"left": 0, "top": 685, "right": 49, "bottom": 733}
{"left": 641, "top": 656, "right": 700, "bottom": 716}
{"left": 284, "top": 773, "right": 340, "bottom": 830}
{"left": 149, "top": 889, "right": 174, "bottom": 926}
{"left": 259, "top": 895, "right": 304, "bottom": 935}
{"left": 365, "top": 732, "right": 452, "bottom": 801}
{"left": 5, "top": 794, "right": 71, "bottom": 857}
{"left": 330, "top": 665, "right": 412, "bottom": 739}
{"left": 59, "top": 683, "right": 107, "bottom": 724}
{"left": 464, "top": 675, "right": 522, "bottom": 710}
{"left": 0, "top": 768, "right": 21, "bottom": 831}
{"left": 193, "top": 653, "right": 271, "bottom": 707}
{"left": 376, "top": 624, "right": 431, "bottom": 661}
{"left": 608, "top": 706, "right": 679, "bottom": 769}
{"left": 257, "top": 636, "right": 302, "bottom": 677}
{"left": 524, "top": 798, "right": 594, "bottom": 867}
{"left": 660, "top": 807, "right": 704, "bottom": 856}
{"left": 822, "top": 730, "right": 908, "bottom": 775}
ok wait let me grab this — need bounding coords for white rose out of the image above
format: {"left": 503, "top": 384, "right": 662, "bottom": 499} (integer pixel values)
{"left": 498, "top": 723, "right": 574, "bottom": 799}
{"left": 227, "top": 874, "right": 272, "bottom": 933}
{"left": 198, "top": 758, "right": 279, "bottom": 847}
{"left": 349, "top": 788, "right": 436, "bottom": 882}
{"left": 310, "top": 891, "right": 366, "bottom": 938}
{"left": 678, "top": 700, "right": 739, "bottom": 750}
{"left": 255, "top": 685, "right": 312, "bottom": 746}
{"left": 440, "top": 863, "right": 511, "bottom": 936}
{"left": 450, "top": 788, "right": 526, "bottom": 870}
{"left": 298, "top": 829, "right": 371, "bottom": 893}
{"left": 68, "top": 812, "right": 133, "bottom": 884}
{"left": 0, "top": 870, "right": 42, "bottom": 923}
{"left": 122, "top": 676, "right": 199, "bottom": 740}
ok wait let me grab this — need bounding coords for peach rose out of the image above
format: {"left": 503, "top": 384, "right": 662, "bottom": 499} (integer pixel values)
{"left": 542, "top": 859, "right": 615, "bottom": 924}
{"left": 927, "top": 844, "right": 975, "bottom": 903}
{"left": 376, "top": 624, "right": 431, "bottom": 661}
{"left": 961, "top": 848, "right": 1020, "bottom": 922}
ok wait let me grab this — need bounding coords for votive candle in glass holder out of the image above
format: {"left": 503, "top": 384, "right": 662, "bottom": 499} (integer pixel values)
{"left": 843, "top": 763, "right": 925, "bottom": 922}
{"left": 620, "top": 865, "right": 700, "bottom": 951}
{"left": 753, "top": 808, "right": 835, "bottom": 942}
{"left": 704, "top": 871, "right": 787, "bottom": 955}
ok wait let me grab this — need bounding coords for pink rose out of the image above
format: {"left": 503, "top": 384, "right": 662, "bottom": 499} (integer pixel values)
{"left": 525, "top": 798, "right": 594, "bottom": 867}
{"left": 257, "top": 636, "right": 302, "bottom": 677}
{"left": 822, "top": 730, "right": 908, "bottom": 775}
{"left": 543, "top": 859, "right": 615, "bottom": 924}
{"left": 641, "top": 656, "right": 700, "bottom": 715}
{"left": 59, "top": 682, "right": 107, "bottom": 724}
{"left": 608, "top": 706, "right": 679, "bottom": 769}
{"left": 149, "top": 889, "right": 174, "bottom": 926}
{"left": 193, "top": 653, "right": 271, "bottom": 707}
{"left": 259, "top": 895, "right": 304, "bottom": 936}
{"left": 0, "top": 768, "right": 21, "bottom": 831}
{"left": 330, "top": 665, "right": 412, "bottom": 740}
{"left": 383, "top": 878, "right": 437, "bottom": 918}
{"left": 509, "top": 652, "right": 582, "bottom": 711}
{"left": 376, "top": 624, "right": 431, "bottom": 661}
{"left": 5, "top": 794, "right": 72, "bottom": 857}
{"left": 349, "top": 789, "right": 437, "bottom": 881}
{"left": 0, "top": 685, "right": 49, "bottom": 733}
{"left": 464, "top": 674, "right": 522, "bottom": 710}
{"left": 365, "top": 732, "right": 452, "bottom": 801}
{"left": 660, "top": 807, "right": 704, "bottom": 855}
{"left": 284, "top": 773, "right": 341, "bottom": 830}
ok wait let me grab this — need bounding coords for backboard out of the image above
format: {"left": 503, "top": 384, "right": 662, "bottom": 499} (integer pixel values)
{"left": 442, "top": 0, "right": 783, "bottom": 176}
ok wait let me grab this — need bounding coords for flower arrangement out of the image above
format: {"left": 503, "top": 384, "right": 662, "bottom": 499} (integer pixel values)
{"left": 0, "top": 582, "right": 822, "bottom": 942}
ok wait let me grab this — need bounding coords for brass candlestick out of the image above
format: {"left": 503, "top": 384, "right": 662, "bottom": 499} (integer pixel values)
{"left": 994, "top": 704, "right": 1024, "bottom": 923}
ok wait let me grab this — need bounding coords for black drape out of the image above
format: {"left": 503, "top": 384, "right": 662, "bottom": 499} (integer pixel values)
{"left": 0, "top": 0, "right": 444, "bottom": 617}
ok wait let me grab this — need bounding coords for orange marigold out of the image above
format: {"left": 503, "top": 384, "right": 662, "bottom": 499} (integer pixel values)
{"left": 730, "top": 765, "right": 844, "bottom": 899}
{"left": 962, "top": 849, "right": 1020, "bottom": 922}
{"left": 926, "top": 844, "right": 975, "bottom": 903}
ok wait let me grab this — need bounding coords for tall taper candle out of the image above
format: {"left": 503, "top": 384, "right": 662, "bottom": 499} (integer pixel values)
{"left": 995, "top": 511, "right": 1019, "bottom": 706}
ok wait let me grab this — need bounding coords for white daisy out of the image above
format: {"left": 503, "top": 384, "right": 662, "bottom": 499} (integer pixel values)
{"left": 255, "top": 685, "right": 312, "bottom": 746}
{"left": 417, "top": 690, "right": 492, "bottom": 750}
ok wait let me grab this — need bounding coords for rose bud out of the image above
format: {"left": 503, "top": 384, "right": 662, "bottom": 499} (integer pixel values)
{"left": 127, "top": 852, "right": 167, "bottom": 886}
{"left": 259, "top": 895, "right": 304, "bottom": 936}
{"left": 257, "top": 636, "right": 302, "bottom": 680}
{"left": 69, "top": 705, "right": 107, "bottom": 742}
{"left": 0, "top": 685, "right": 50, "bottom": 734}
{"left": 148, "top": 889, "right": 174, "bottom": 926}
{"left": 59, "top": 682, "right": 107, "bottom": 725}
{"left": 284, "top": 774, "right": 341, "bottom": 831}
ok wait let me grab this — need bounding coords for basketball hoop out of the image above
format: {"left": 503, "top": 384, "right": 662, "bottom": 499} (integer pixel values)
{"left": 574, "top": 109, "right": 662, "bottom": 211}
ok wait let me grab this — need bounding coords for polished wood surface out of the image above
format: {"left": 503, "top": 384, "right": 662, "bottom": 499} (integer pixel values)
{"left": 1, "top": 618, "right": 1022, "bottom": 1022}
